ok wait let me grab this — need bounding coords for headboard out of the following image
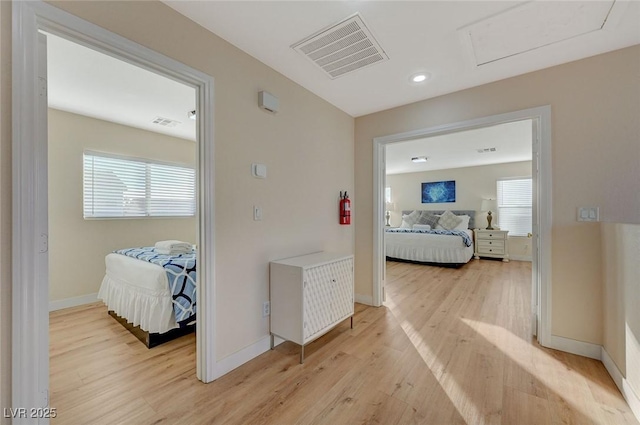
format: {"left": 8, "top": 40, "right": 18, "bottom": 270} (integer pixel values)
{"left": 401, "top": 209, "right": 476, "bottom": 229}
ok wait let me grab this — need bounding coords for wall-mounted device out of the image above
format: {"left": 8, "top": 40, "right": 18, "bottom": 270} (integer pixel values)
{"left": 258, "top": 91, "right": 279, "bottom": 113}
{"left": 252, "top": 163, "right": 267, "bottom": 178}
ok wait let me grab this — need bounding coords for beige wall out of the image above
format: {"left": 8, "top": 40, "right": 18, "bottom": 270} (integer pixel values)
{"left": 0, "top": 1, "right": 11, "bottom": 420}
{"left": 1, "top": 1, "right": 354, "bottom": 401}
{"left": 45, "top": 1, "right": 354, "bottom": 361}
{"left": 48, "top": 109, "right": 197, "bottom": 302}
{"left": 356, "top": 45, "right": 640, "bottom": 345}
{"left": 386, "top": 161, "right": 533, "bottom": 260}
{"left": 602, "top": 223, "right": 640, "bottom": 399}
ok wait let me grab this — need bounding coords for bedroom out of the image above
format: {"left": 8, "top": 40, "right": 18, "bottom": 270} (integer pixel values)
{"left": 384, "top": 119, "right": 533, "bottom": 268}
{"left": 3, "top": 1, "right": 640, "bottom": 424}
{"left": 46, "top": 33, "right": 200, "bottom": 375}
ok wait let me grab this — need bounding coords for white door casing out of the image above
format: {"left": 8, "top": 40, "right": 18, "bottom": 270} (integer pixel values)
{"left": 372, "top": 106, "right": 552, "bottom": 347}
{"left": 12, "top": 2, "right": 216, "bottom": 421}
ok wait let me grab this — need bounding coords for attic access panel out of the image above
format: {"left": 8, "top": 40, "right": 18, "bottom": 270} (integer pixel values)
{"left": 291, "top": 13, "right": 389, "bottom": 79}
{"left": 461, "top": 1, "right": 616, "bottom": 66}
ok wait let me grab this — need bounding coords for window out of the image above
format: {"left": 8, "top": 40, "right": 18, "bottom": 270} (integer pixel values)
{"left": 497, "top": 177, "right": 532, "bottom": 236}
{"left": 83, "top": 152, "right": 195, "bottom": 218}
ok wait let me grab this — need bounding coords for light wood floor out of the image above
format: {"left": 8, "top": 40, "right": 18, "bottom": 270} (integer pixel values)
{"left": 50, "top": 260, "right": 638, "bottom": 424}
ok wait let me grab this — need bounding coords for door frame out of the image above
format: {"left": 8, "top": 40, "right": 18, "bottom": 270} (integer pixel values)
{"left": 12, "top": 0, "right": 216, "bottom": 416}
{"left": 372, "top": 106, "right": 552, "bottom": 347}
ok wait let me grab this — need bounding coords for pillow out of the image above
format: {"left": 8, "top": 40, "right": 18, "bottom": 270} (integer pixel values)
{"left": 453, "top": 215, "right": 471, "bottom": 231}
{"left": 438, "top": 210, "right": 462, "bottom": 230}
{"left": 417, "top": 211, "right": 440, "bottom": 228}
{"left": 399, "top": 219, "right": 413, "bottom": 229}
{"left": 412, "top": 224, "right": 431, "bottom": 231}
{"left": 401, "top": 210, "right": 420, "bottom": 228}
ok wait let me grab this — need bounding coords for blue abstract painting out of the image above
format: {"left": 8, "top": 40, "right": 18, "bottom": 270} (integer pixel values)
{"left": 422, "top": 180, "right": 456, "bottom": 203}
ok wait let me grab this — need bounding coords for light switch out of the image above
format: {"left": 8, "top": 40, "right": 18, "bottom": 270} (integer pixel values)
{"left": 252, "top": 163, "right": 267, "bottom": 179}
{"left": 577, "top": 207, "right": 599, "bottom": 222}
{"left": 253, "top": 205, "right": 262, "bottom": 221}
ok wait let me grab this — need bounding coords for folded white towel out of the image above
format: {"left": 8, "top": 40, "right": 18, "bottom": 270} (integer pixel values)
{"left": 155, "top": 240, "right": 193, "bottom": 255}
{"left": 155, "top": 240, "right": 192, "bottom": 251}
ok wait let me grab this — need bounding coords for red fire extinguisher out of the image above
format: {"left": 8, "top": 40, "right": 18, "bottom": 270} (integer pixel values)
{"left": 339, "top": 191, "right": 351, "bottom": 225}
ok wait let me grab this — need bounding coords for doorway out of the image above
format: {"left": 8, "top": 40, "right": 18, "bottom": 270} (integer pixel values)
{"left": 12, "top": 1, "right": 215, "bottom": 415}
{"left": 372, "top": 106, "right": 552, "bottom": 347}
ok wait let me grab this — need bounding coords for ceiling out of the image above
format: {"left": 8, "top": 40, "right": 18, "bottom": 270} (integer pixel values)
{"left": 164, "top": 0, "right": 640, "bottom": 117}
{"left": 45, "top": 1, "right": 639, "bottom": 154}
{"left": 46, "top": 33, "right": 197, "bottom": 141}
{"left": 386, "top": 119, "right": 533, "bottom": 175}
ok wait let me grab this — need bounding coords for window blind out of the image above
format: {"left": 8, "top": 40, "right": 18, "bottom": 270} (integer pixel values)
{"left": 497, "top": 177, "right": 532, "bottom": 237}
{"left": 83, "top": 152, "right": 195, "bottom": 218}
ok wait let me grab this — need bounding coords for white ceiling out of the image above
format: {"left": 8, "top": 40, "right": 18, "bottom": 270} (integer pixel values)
{"left": 44, "top": 1, "right": 639, "bottom": 153}
{"left": 164, "top": 0, "right": 640, "bottom": 117}
{"left": 386, "top": 119, "right": 533, "bottom": 175}
{"left": 46, "top": 33, "right": 197, "bottom": 141}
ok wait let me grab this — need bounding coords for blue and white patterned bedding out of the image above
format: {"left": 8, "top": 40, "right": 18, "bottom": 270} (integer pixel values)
{"left": 385, "top": 228, "right": 473, "bottom": 247}
{"left": 115, "top": 247, "right": 196, "bottom": 326}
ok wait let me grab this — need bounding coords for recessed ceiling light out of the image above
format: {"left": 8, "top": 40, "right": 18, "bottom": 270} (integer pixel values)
{"left": 410, "top": 73, "right": 429, "bottom": 83}
{"left": 411, "top": 156, "right": 428, "bottom": 163}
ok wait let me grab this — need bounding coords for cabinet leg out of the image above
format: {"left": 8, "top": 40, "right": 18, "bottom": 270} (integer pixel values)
{"left": 350, "top": 316, "right": 353, "bottom": 329}
{"left": 300, "top": 345, "right": 305, "bottom": 364}
{"left": 270, "top": 334, "right": 274, "bottom": 350}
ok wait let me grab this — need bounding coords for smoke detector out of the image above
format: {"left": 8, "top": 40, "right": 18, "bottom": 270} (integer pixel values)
{"left": 291, "top": 13, "right": 389, "bottom": 79}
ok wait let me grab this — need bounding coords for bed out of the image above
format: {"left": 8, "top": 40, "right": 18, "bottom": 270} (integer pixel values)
{"left": 98, "top": 246, "right": 197, "bottom": 347}
{"left": 385, "top": 210, "right": 476, "bottom": 267}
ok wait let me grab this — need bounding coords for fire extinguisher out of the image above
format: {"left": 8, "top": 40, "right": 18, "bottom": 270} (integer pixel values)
{"left": 339, "top": 191, "right": 351, "bottom": 225}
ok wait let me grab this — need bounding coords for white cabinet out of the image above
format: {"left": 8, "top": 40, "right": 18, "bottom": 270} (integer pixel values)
{"left": 270, "top": 252, "right": 354, "bottom": 363}
{"left": 474, "top": 229, "right": 510, "bottom": 262}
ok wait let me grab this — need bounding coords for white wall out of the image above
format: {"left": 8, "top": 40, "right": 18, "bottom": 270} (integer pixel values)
{"left": 48, "top": 109, "right": 197, "bottom": 304}
{"left": 386, "top": 161, "right": 533, "bottom": 260}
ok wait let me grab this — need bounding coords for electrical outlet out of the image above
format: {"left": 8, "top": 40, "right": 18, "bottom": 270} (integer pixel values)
{"left": 262, "top": 301, "right": 270, "bottom": 317}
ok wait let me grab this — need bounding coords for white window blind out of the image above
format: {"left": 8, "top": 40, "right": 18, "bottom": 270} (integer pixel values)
{"left": 83, "top": 152, "right": 195, "bottom": 218}
{"left": 497, "top": 177, "right": 532, "bottom": 237}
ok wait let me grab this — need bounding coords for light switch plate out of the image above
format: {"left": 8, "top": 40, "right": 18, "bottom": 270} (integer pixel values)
{"left": 577, "top": 206, "right": 599, "bottom": 222}
{"left": 253, "top": 205, "right": 262, "bottom": 221}
{"left": 252, "top": 163, "right": 267, "bottom": 179}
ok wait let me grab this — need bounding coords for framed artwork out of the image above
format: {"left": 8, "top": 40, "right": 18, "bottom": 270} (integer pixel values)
{"left": 421, "top": 180, "right": 456, "bottom": 203}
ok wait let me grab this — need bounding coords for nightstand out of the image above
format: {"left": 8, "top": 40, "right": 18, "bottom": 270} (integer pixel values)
{"left": 474, "top": 229, "right": 509, "bottom": 262}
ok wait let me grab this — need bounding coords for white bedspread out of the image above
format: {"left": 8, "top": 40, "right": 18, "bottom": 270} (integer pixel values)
{"left": 385, "top": 229, "right": 474, "bottom": 264}
{"left": 98, "top": 253, "right": 178, "bottom": 333}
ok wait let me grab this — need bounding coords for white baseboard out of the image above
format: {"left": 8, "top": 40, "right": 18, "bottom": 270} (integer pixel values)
{"left": 49, "top": 293, "right": 98, "bottom": 312}
{"left": 601, "top": 347, "right": 624, "bottom": 390}
{"left": 623, "top": 379, "right": 640, "bottom": 422}
{"left": 213, "top": 334, "right": 286, "bottom": 379}
{"left": 355, "top": 293, "right": 373, "bottom": 306}
{"left": 509, "top": 255, "right": 532, "bottom": 262}
{"left": 602, "top": 347, "right": 640, "bottom": 422}
{"left": 214, "top": 335, "right": 271, "bottom": 379}
{"left": 547, "top": 335, "right": 601, "bottom": 360}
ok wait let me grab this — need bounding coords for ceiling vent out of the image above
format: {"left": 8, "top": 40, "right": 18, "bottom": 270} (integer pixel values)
{"left": 291, "top": 13, "right": 389, "bottom": 79}
{"left": 477, "top": 147, "right": 497, "bottom": 153}
{"left": 151, "top": 116, "right": 181, "bottom": 128}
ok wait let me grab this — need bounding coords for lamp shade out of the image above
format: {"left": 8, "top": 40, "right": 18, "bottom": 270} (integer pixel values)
{"left": 481, "top": 199, "right": 497, "bottom": 212}
{"left": 385, "top": 202, "right": 396, "bottom": 211}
